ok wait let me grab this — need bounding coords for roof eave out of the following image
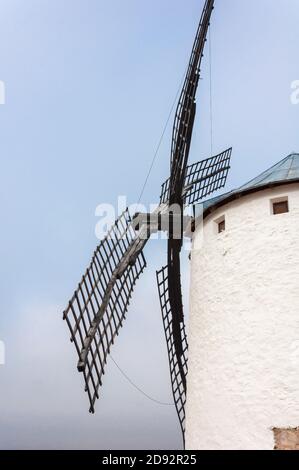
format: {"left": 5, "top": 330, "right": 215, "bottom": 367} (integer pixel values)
{"left": 203, "top": 178, "right": 299, "bottom": 219}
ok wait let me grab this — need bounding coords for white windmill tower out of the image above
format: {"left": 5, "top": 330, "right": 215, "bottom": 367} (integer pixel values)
{"left": 186, "top": 153, "right": 299, "bottom": 450}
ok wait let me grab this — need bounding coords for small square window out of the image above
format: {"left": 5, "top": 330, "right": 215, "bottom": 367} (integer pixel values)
{"left": 272, "top": 199, "right": 289, "bottom": 215}
{"left": 214, "top": 215, "right": 226, "bottom": 234}
{"left": 218, "top": 219, "right": 225, "bottom": 233}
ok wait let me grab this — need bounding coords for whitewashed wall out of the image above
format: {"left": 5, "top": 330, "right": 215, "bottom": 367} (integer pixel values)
{"left": 186, "top": 183, "right": 299, "bottom": 450}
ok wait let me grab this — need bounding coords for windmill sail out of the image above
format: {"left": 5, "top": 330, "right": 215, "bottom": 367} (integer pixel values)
{"left": 157, "top": 266, "right": 188, "bottom": 439}
{"left": 169, "top": 0, "right": 215, "bottom": 198}
{"left": 160, "top": 148, "right": 232, "bottom": 205}
{"left": 183, "top": 148, "right": 231, "bottom": 204}
{"left": 63, "top": 209, "right": 146, "bottom": 412}
{"left": 157, "top": 0, "right": 216, "bottom": 441}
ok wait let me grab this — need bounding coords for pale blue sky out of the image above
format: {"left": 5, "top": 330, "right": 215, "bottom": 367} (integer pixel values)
{"left": 0, "top": 0, "right": 298, "bottom": 450}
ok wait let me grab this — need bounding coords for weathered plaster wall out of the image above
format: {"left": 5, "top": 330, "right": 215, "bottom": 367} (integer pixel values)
{"left": 186, "top": 183, "right": 299, "bottom": 450}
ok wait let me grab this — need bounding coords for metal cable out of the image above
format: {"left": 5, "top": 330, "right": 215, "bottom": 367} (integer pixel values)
{"left": 110, "top": 355, "right": 174, "bottom": 406}
{"left": 136, "top": 67, "right": 188, "bottom": 207}
{"left": 209, "top": 26, "right": 213, "bottom": 157}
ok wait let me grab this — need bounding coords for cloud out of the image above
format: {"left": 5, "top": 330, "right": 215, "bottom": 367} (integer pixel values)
{"left": 0, "top": 276, "right": 183, "bottom": 449}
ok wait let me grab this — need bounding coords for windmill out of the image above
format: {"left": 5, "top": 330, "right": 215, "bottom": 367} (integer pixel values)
{"left": 63, "top": 0, "right": 231, "bottom": 444}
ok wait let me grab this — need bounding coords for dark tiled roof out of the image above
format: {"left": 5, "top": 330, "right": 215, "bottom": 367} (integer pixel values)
{"left": 202, "top": 153, "right": 299, "bottom": 215}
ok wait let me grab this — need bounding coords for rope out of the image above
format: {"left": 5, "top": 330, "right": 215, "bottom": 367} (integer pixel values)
{"left": 209, "top": 26, "right": 213, "bottom": 157}
{"left": 110, "top": 355, "right": 174, "bottom": 406}
{"left": 136, "top": 68, "right": 187, "bottom": 207}
{"left": 136, "top": 23, "right": 214, "bottom": 204}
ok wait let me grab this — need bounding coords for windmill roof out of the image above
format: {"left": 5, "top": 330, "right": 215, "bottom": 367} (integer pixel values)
{"left": 202, "top": 153, "right": 299, "bottom": 217}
